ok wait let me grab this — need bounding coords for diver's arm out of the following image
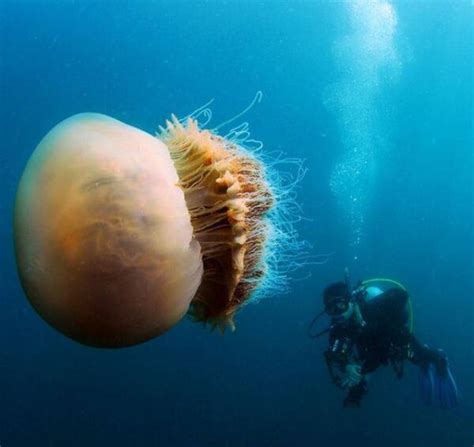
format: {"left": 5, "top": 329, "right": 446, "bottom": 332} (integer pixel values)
{"left": 324, "top": 334, "right": 366, "bottom": 406}
{"left": 324, "top": 328, "right": 361, "bottom": 389}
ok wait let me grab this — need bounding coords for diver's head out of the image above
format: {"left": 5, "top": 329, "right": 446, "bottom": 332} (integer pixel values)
{"left": 323, "top": 281, "right": 352, "bottom": 318}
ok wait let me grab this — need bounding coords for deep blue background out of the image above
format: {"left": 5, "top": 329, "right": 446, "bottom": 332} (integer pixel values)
{"left": 0, "top": 1, "right": 472, "bottom": 446}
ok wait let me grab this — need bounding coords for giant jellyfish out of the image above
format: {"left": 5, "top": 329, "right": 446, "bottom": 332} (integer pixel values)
{"left": 14, "top": 100, "right": 302, "bottom": 348}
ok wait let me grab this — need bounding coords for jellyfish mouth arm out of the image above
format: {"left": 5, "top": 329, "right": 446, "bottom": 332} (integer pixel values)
{"left": 159, "top": 114, "right": 274, "bottom": 328}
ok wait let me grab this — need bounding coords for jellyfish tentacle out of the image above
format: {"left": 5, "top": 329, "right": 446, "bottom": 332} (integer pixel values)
{"left": 212, "top": 91, "right": 263, "bottom": 132}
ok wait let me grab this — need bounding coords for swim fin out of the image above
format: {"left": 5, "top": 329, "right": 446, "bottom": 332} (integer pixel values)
{"left": 418, "top": 363, "right": 435, "bottom": 406}
{"left": 434, "top": 362, "right": 459, "bottom": 409}
{"left": 419, "top": 351, "right": 459, "bottom": 409}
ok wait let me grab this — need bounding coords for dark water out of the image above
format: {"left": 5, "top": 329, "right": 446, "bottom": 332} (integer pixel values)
{"left": 1, "top": 1, "right": 472, "bottom": 446}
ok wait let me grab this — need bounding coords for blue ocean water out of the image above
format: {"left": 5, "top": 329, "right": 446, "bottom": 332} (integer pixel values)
{"left": 0, "top": 1, "right": 472, "bottom": 446}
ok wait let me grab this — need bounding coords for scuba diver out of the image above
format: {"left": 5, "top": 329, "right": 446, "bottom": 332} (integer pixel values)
{"left": 309, "top": 273, "right": 459, "bottom": 409}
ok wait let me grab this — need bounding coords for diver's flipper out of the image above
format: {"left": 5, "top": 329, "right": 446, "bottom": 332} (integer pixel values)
{"left": 419, "top": 364, "right": 435, "bottom": 406}
{"left": 420, "top": 349, "right": 459, "bottom": 409}
{"left": 435, "top": 364, "right": 459, "bottom": 409}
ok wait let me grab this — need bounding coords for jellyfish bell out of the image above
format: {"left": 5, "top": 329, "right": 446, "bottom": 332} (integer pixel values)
{"left": 14, "top": 102, "right": 298, "bottom": 348}
{"left": 14, "top": 113, "right": 203, "bottom": 347}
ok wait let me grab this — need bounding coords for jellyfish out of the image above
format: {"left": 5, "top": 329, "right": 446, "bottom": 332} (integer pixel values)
{"left": 14, "top": 99, "right": 302, "bottom": 348}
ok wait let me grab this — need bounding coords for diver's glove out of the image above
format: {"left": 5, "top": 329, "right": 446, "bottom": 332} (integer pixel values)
{"left": 419, "top": 349, "right": 459, "bottom": 409}
{"left": 343, "top": 380, "right": 368, "bottom": 408}
{"left": 341, "top": 364, "right": 363, "bottom": 389}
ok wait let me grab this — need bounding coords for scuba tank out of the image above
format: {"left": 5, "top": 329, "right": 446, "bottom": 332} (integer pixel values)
{"left": 308, "top": 269, "right": 414, "bottom": 338}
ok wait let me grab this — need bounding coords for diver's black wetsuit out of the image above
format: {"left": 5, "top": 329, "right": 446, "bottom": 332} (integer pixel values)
{"left": 324, "top": 288, "right": 446, "bottom": 407}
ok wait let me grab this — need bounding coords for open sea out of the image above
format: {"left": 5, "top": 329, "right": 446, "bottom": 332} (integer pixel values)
{"left": 0, "top": 1, "right": 472, "bottom": 446}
